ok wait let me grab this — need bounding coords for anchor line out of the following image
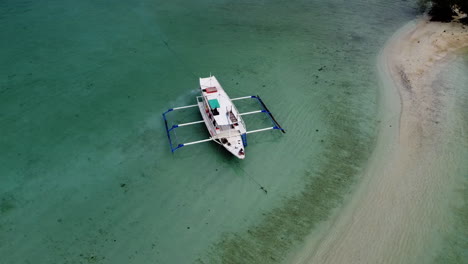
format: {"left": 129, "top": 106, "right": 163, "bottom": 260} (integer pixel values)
{"left": 235, "top": 163, "right": 268, "bottom": 195}
{"left": 160, "top": 36, "right": 198, "bottom": 79}
{"left": 212, "top": 146, "right": 267, "bottom": 194}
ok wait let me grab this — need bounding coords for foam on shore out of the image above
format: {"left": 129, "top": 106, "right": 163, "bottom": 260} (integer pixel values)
{"left": 288, "top": 18, "right": 468, "bottom": 264}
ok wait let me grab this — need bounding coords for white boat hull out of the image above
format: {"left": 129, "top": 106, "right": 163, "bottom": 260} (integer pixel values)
{"left": 198, "top": 76, "right": 246, "bottom": 159}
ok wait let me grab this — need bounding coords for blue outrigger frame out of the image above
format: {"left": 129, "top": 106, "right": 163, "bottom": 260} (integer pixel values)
{"left": 162, "top": 95, "right": 285, "bottom": 153}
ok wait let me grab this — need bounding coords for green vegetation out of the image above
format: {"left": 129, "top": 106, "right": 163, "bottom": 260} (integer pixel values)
{"left": 419, "top": 0, "right": 468, "bottom": 24}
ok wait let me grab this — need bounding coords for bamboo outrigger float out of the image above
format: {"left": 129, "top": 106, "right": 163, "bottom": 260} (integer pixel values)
{"left": 162, "top": 76, "right": 285, "bottom": 159}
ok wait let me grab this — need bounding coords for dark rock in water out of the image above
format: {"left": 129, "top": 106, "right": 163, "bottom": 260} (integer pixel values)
{"left": 120, "top": 183, "right": 126, "bottom": 188}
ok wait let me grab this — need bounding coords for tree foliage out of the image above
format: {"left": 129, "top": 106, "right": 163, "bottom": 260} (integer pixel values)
{"left": 420, "top": 0, "right": 468, "bottom": 24}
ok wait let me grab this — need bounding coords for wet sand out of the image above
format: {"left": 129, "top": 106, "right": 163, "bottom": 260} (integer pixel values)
{"left": 289, "top": 18, "right": 468, "bottom": 264}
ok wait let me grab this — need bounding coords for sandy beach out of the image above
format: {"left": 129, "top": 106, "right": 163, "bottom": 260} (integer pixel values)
{"left": 289, "top": 18, "right": 468, "bottom": 264}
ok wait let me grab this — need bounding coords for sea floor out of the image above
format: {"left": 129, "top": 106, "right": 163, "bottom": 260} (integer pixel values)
{"left": 1, "top": 1, "right": 465, "bottom": 264}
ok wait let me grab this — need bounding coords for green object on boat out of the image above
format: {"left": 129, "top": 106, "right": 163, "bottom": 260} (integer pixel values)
{"left": 208, "top": 99, "right": 220, "bottom": 108}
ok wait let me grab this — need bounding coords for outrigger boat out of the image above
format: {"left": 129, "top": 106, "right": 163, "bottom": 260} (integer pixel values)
{"left": 162, "top": 76, "right": 285, "bottom": 159}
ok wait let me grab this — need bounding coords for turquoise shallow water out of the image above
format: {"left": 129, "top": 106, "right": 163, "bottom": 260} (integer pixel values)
{"left": 0, "top": 0, "right": 443, "bottom": 263}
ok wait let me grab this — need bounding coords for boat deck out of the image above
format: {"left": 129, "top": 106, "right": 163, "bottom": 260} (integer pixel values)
{"left": 199, "top": 77, "right": 243, "bottom": 129}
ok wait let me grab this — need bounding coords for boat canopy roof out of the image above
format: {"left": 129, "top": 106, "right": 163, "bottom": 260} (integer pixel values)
{"left": 208, "top": 99, "right": 220, "bottom": 109}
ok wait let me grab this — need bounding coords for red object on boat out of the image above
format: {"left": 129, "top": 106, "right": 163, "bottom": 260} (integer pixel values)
{"left": 205, "top": 87, "right": 218, "bottom": 93}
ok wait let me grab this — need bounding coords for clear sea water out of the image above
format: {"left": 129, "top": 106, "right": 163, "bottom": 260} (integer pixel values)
{"left": 2, "top": 0, "right": 465, "bottom": 263}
